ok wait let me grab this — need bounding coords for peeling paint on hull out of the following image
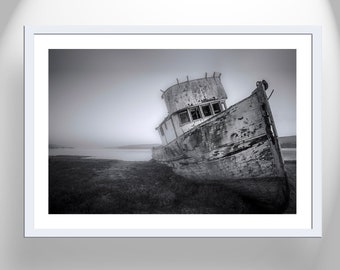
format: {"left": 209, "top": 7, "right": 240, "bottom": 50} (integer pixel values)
{"left": 153, "top": 87, "right": 285, "bottom": 176}
{"left": 153, "top": 81, "right": 289, "bottom": 210}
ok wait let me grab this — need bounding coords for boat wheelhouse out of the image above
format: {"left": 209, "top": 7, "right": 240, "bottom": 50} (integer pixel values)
{"left": 156, "top": 72, "right": 227, "bottom": 145}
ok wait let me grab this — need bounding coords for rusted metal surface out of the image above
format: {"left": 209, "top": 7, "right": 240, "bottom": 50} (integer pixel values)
{"left": 162, "top": 73, "right": 227, "bottom": 114}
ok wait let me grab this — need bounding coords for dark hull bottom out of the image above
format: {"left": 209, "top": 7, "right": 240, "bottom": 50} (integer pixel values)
{"left": 164, "top": 138, "right": 281, "bottom": 181}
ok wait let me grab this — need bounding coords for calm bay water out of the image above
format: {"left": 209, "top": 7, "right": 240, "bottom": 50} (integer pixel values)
{"left": 50, "top": 147, "right": 295, "bottom": 162}
{"left": 49, "top": 148, "right": 152, "bottom": 161}
{"left": 281, "top": 148, "right": 296, "bottom": 161}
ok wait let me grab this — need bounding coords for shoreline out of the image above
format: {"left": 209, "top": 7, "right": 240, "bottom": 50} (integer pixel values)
{"left": 49, "top": 155, "right": 296, "bottom": 214}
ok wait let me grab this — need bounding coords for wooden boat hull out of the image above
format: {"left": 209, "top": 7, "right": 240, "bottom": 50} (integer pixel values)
{"left": 152, "top": 86, "right": 290, "bottom": 210}
{"left": 152, "top": 87, "right": 286, "bottom": 180}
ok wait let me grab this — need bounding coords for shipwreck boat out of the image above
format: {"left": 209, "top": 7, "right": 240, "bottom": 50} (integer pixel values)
{"left": 152, "top": 73, "right": 289, "bottom": 211}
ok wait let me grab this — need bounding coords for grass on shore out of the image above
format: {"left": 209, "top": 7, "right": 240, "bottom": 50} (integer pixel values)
{"left": 49, "top": 156, "right": 296, "bottom": 214}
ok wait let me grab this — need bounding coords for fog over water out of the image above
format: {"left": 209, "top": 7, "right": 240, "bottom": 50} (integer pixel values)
{"left": 49, "top": 49, "right": 296, "bottom": 147}
{"left": 49, "top": 148, "right": 153, "bottom": 161}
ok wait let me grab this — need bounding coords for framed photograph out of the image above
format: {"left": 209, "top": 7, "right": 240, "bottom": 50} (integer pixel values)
{"left": 24, "top": 26, "right": 321, "bottom": 237}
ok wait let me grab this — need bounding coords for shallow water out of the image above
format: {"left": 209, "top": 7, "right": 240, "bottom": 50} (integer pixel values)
{"left": 281, "top": 148, "right": 296, "bottom": 161}
{"left": 50, "top": 147, "right": 296, "bottom": 162}
{"left": 49, "top": 148, "right": 152, "bottom": 161}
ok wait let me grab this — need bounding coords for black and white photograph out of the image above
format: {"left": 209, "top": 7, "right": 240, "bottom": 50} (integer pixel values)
{"left": 4, "top": 0, "right": 336, "bottom": 267}
{"left": 48, "top": 49, "right": 296, "bottom": 215}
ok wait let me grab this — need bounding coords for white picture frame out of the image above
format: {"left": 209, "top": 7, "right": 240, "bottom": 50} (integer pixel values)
{"left": 24, "top": 26, "right": 322, "bottom": 237}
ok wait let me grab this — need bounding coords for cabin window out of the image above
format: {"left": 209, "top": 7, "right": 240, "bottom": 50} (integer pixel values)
{"left": 178, "top": 110, "right": 190, "bottom": 125}
{"left": 201, "top": 104, "right": 212, "bottom": 117}
{"left": 221, "top": 102, "right": 226, "bottom": 111}
{"left": 212, "top": 102, "right": 221, "bottom": 114}
{"left": 160, "top": 126, "right": 164, "bottom": 136}
{"left": 190, "top": 106, "right": 202, "bottom": 120}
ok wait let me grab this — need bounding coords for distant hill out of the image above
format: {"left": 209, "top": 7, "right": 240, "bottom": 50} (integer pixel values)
{"left": 278, "top": 136, "right": 296, "bottom": 148}
{"left": 49, "top": 144, "right": 73, "bottom": 149}
{"left": 109, "top": 144, "right": 161, "bottom": 150}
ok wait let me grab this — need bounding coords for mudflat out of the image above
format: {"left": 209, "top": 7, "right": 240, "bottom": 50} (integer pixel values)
{"left": 49, "top": 156, "right": 296, "bottom": 214}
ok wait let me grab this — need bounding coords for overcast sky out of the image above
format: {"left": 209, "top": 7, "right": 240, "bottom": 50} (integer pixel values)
{"left": 49, "top": 49, "right": 296, "bottom": 147}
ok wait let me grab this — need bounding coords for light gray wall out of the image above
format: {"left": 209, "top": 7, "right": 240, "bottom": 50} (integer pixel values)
{"left": 0, "top": 0, "right": 339, "bottom": 270}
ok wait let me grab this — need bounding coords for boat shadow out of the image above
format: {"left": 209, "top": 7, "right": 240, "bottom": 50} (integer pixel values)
{"left": 181, "top": 171, "right": 293, "bottom": 214}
